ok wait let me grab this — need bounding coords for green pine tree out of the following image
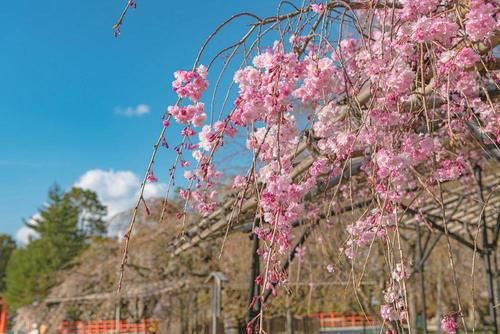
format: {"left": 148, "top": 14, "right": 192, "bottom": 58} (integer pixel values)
{"left": 0, "top": 234, "right": 16, "bottom": 292}
{"left": 5, "top": 185, "right": 107, "bottom": 310}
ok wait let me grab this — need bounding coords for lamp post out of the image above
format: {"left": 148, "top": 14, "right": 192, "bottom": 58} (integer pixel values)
{"left": 206, "top": 272, "right": 228, "bottom": 334}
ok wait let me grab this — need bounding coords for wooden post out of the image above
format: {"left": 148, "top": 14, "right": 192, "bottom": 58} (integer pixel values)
{"left": 494, "top": 246, "right": 500, "bottom": 332}
{"left": 436, "top": 270, "right": 442, "bottom": 334}
{"left": 286, "top": 309, "right": 294, "bottom": 334}
{"left": 475, "top": 167, "right": 498, "bottom": 334}
{"left": 416, "top": 222, "right": 428, "bottom": 334}
{"left": 488, "top": 213, "right": 500, "bottom": 330}
{"left": 246, "top": 232, "right": 260, "bottom": 330}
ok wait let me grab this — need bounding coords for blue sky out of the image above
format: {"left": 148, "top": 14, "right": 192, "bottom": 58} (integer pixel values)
{"left": 0, "top": 0, "right": 276, "bottom": 240}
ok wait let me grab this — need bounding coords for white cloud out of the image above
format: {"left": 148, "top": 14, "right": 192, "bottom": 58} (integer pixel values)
{"left": 74, "top": 169, "right": 165, "bottom": 218}
{"left": 114, "top": 104, "right": 150, "bottom": 117}
{"left": 15, "top": 169, "right": 164, "bottom": 243}
{"left": 16, "top": 213, "right": 40, "bottom": 245}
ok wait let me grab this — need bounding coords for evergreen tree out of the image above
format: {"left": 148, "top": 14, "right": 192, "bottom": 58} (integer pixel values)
{"left": 4, "top": 240, "right": 52, "bottom": 308}
{"left": 0, "top": 234, "right": 16, "bottom": 292}
{"left": 5, "top": 185, "right": 107, "bottom": 310}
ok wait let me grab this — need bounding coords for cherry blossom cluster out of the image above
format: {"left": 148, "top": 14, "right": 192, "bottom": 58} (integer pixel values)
{"left": 168, "top": 66, "right": 209, "bottom": 131}
{"left": 168, "top": 102, "right": 206, "bottom": 126}
{"left": 380, "top": 264, "right": 409, "bottom": 322}
{"left": 233, "top": 42, "right": 302, "bottom": 126}
{"left": 343, "top": 208, "right": 396, "bottom": 259}
{"left": 441, "top": 314, "right": 459, "bottom": 334}
{"left": 465, "top": 0, "right": 499, "bottom": 42}
{"left": 172, "top": 65, "right": 208, "bottom": 102}
{"left": 156, "top": 0, "right": 498, "bottom": 326}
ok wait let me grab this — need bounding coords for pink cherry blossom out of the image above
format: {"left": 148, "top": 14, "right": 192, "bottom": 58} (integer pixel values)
{"left": 413, "top": 17, "right": 458, "bottom": 45}
{"left": 146, "top": 0, "right": 500, "bottom": 315}
{"left": 380, "top": 305, "right": 401, "bottom": 321}
{"left": 146, "top": 171, "right": 158, "bottom": 183}
{"left": 455, "top": 48, "right": 481, "bottom": 68}
{"left": 233, "top": 175, "right": 247, "bottom": 188}
{"left": 172, "top": 65, "right": 208, "bottom": 102}
{"left": 168, "top": 102, "right": 205, "bottom": 125}
{"left": 465, "top": 0, "right": 499, "bottom": 42}
{"left": 435, "top": 157, "right": 466, "bottom": 182}
{"left": 311, "top": 3, "right": 326, "bottom": 14}
{"left": 441, "top": 314, "right": 459, "bottom": 334}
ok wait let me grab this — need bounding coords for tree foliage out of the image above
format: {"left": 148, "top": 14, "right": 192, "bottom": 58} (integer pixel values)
{"left": 5, "top": 185, "right": 106, "bottom": 310}
{"left": 0, "top": 234, "right": 16, "bottom": 292}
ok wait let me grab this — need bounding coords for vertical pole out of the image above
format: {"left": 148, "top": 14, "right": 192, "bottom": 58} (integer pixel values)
{"left": 436, "top": 270, "right": 442, "bottom": 334}
{"left": 475, "top": 167, "right": 498, "bottom": 334}
{"left": 494, "top": 249, "right": 500, "bottom": 332}
{"left": 246, "top": 233, "right": 260, "bottom": 324}
{"left": 188, "top": 292, "right": 193, "bottom": 334}
{"left": 211, "top": 282, "right": 217, "bottom": 334}
{"left": 416, "top": 223, "right": 428, "bottom": 334}
{"left": 491, "top": 214, "right": 500, "bottom": 330}
{"left": 286, "top": 309, "right": 294, "bottom": 334}
{"left": 115, "top": 299, "right": 121, "bottom": 334}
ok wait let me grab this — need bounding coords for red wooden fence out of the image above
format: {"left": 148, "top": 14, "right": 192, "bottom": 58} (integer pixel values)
{"left": 58, "top": 319, "right": 157, "bottom": 334}
{"left": 59, "top": 314, "right": 374, "bottom": 332}
{"left": 308, "top": 312, "right": 376, "bottom": 328}
{"left": 0, "top": 298, "right": 7, "bottom": 334}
